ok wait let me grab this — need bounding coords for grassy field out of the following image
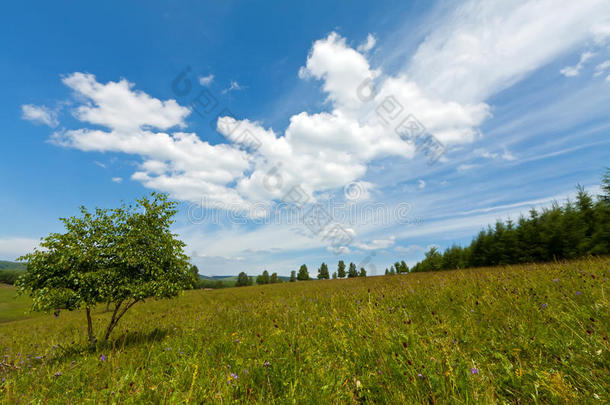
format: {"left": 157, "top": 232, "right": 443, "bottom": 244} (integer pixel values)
{"left": 0, "top": 258, "right": 608, "bottom": 403}
{"left": 0, "top": 284, "right": 37, "bottom": 323}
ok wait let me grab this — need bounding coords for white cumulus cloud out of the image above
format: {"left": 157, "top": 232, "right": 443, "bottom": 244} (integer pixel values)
{"left": 21, "top": 104, "right": 58, "bottom": 127}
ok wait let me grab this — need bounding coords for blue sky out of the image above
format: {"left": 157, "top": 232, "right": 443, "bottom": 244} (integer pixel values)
{"left": 1, "top": 0, "right": 609, "bottom": 276}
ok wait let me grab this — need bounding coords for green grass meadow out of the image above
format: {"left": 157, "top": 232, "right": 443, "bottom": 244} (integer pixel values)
{"left": 0, "top": 285, "right": 37, "bottom": 324}
{"left": 1, "top": 257, "right": 609, "bottom": 403}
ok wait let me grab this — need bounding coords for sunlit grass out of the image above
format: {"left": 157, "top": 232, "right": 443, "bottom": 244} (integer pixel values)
{"left": 0, "top": 284, "right": 37, "bottom": 323}
{"left": 1, "top": 257, "right": 608, "bottom": 403}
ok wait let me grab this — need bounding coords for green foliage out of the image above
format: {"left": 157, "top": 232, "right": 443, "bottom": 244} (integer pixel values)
{"left": 188, "top": 265, "right": 200, "bottom": 289}
{"left": 337, "top": 260, "right": 346, "bottom": 278}
{"left": 256, "top": 270, "right": 270, "bottom": 285}
{"left": 359, "top": 267, "right": 366, "bottom": 277}
{"left": 411, "top": 176, "right": 610, "bottom": 273}
{"left": 236, "top": 272, "right": 249, "bottom": 287}
{"left": 289, "top": 270, "right": 296, "bottom": 282}
{"left": 332, "top": 272, "right": 337, "bottom": 279}
{"left": 317, "top": 262, "right": 329, "bottom": 279}
{"left": 197, "top": 279, "right": 229, "bottom": 289}
{"left": 0, "top": 261, "right": 26, "bottom": 271}
{"left": 1, "top": 258, "right": 608, "bottom": 403}
{"left": 16, "top": 193, "right": 191, "bottom": 345}
{"left": 270, "top": 272, "right": 279, "bottom": 284}
{"left": 297, "top": 264, "right": 309, "bottom": 281}
{"left": 0, "top": 270, "right": 23, "bottom": 285}
{"left": 347, "top": 262, "right": 358, "bottom": 278}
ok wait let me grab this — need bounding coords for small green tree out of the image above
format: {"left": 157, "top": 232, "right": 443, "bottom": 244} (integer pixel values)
{"left": 270, "top": 272, "right": 279, "bottom": 283}
{"left": 289, "top": 270, "right": 296, "bottom": 282}
{"left": 400, "top": 260, "right": 409, "bottom": 274}
{"left": 318, "top": 262, "right": 330, "bottom": 279}
{"left": 189, "top": 265, "right": 200, "bottom": 288}
{"left": 297, "top": 264, "right": 309, "bottom": 281}
{"left": 389, "top": 265, "right": 396, "bottom": 275}
{"left": 385, "top": 268, "right": 389, "bottom": 275}
{"left": 337, "top": 260, "right": 346, "bottom": 278}
{"left": 359, "top": 267, "right": 367, "bottom": 277}
{"left": 332, "top": 272, "right": 337, "bottom": 279}
{"left": 347, "top": 262, "right": 358, "bottom": 278}
{"left": 236, "top": 272, "right": 249, "bottom": 287}
{"left": 17, "top": 193, "right": 191, "bottom": 347}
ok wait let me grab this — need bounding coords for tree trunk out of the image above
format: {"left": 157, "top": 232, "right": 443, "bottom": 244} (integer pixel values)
{"left": 102, "top": 299, "right": 139, "bottom": 344}
{"left": 86, "top": 307, "right": 97, "bottom": 347}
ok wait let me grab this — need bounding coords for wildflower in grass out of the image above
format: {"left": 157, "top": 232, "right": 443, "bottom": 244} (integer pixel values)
{"left": 230, "top": 373, "right": 238, "bottom": 380}
{"left": 575, "top": 291, "right": 582, "bottom": 295}
{"left": 53, "top": 372, "right": 62, "bottom": 377}
{"left": 417, "top": 373, "right": 424, "bottom": 379}
{"left": 263, "top": 361, "right": 271, "bottom": 368}
{"left": 541, "top": 303, "right": 547, "bottom": 309}
{"left": 470, "top": 368, "right": 479, "bottom": 375}
{"left": 100, "top": 354, "right": 106, "bottom": 361}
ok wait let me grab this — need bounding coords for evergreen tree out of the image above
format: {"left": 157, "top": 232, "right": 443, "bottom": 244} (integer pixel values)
{"left": 347, "top": 262, "right": 358, "bottom": 278}
{"left": 409, "top": 172, "right": 610, "bottom": 271}
{"left": 400, "top": 260, "right": 409, "bottom": 273}
{"left": 289, "top": 270, "right": 296, "bottom": 282}
{"left": 236, "top": 272, "right": 249, "bottom": 287}
{"left": 318, "top": 262, "right": 330, "bottom": 279}
{"left": 337, "top": 260, "right": 346, "bottom": 278}
{"left": 297, "top": 264, "right": 309, "bottom": 281}
{"left": 359, "top": 267, "right": 367, "bottom": 277}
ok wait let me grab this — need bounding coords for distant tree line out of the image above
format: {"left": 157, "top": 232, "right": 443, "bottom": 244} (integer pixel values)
{"left": 410, "top": 170, "right": 610, "bottom": 273}
{"left": 0, "top": 269, "right": 22, "bottom": 285}
{"left": 385, "top": 261, "right": 409, "bottom": 275}
{"left": 230, "top": 260, "right": 369, "bottom": 287}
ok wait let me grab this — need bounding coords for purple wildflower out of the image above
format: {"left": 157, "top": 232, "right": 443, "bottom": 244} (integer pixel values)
{"left": 575, "top": 291, "right": 582, "bottom": 295}
{"left": 417, "top": 373, "right": 424, "bottom": 379}
{"left": 470, "top": 368, "right": 479, "bottom": 375}
{"left": 263, "top": 361, "right": 270, "bottom": 367}
{"left": 230, "top": 373, "right": 238, "bottom": 380}
{"left": 541, "top": 303, "right": 547, "bottom": 309}
{"left": 100, "top": 354, "right": 106, "bottom": 361}
{"left": 553, "top": 279, "right": 559, "bottom": 282}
